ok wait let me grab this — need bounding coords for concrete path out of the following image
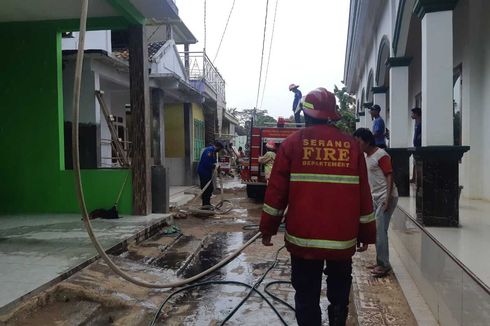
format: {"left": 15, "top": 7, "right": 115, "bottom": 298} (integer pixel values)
{"left": 169, "top": 186, "right": 198, "bottom": 208}
{"left": 0, "top": 182, "right": 429, "bottom": 325}
{"left": 0, "top": 213, "right": 170, "bottom": 311}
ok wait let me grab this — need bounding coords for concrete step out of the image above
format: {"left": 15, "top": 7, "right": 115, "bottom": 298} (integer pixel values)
{"left": 150, "top": 234, "right": 204, "bottom": 273}
{"left": 169, "top": 193, "right": 196, "bottom": 208}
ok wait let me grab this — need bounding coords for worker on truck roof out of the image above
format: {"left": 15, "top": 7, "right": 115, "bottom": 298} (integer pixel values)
{"left": 289, "top": 84, "right": 303, "bottom": 126}
{"left": 260, "top": 87, "right": 376, "bottom": 326}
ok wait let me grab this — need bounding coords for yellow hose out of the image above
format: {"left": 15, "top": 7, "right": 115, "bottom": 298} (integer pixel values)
{"left": 72, "top": 0, "right": 260, "bottom": 289}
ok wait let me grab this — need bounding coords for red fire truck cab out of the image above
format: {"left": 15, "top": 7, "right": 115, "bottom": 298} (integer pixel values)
{"left": 240, "top": 119, "right": 302, "bottom": 200}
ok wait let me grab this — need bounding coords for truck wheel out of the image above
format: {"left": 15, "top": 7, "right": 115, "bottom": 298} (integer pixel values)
{"left": 256, "top": 185, "right": 266, "bottom": 201}
{"left": 247, "top": 185, "right": 266, "bottom": 201}
{"left": 246, "top": 185, "right": 256, "bottom": 199}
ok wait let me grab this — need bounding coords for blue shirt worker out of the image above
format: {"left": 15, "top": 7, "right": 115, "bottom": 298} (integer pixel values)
{"left": 369, "top": 105, "right": 387, "bottom": 148}
{"left": 197, "top": 141, "right": 224, "bottom": 207}
{"left": 289, "top": 84, "right": 303, "bottom": 125}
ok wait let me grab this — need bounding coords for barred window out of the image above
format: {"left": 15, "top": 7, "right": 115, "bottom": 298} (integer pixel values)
{"left": 193, "top": 120, "right": 205, "bottom": 161}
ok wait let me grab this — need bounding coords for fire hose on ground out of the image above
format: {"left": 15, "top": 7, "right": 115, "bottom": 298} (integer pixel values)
{"left": 180, "top": 164, "right": 234, "bottom": 217}
{"left": 72, "top": 1, "right": 293, "bottom": 325}
{"left": 72, "top": 0, "right": 259, "bottom": 290}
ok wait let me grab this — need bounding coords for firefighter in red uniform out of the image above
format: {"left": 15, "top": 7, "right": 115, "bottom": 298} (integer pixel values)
{"left": 260, "top": 88, "right": 376, "bottom": 326}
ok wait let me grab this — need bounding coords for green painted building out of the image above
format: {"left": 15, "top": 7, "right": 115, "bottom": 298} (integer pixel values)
{"left": 0, "top": 0, "right": 181, "bottom": 215}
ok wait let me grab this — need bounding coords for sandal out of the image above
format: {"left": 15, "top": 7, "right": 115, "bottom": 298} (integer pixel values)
{"left": 371, "top": 266, "right": 391, "bottom": 277}
{"left": 366, "top": 263, "right": 378, "bottom": 269}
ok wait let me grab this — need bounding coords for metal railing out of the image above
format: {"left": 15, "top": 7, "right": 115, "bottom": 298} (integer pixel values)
{"left": 179, "top": 51, "right": 226, "bottom": 100}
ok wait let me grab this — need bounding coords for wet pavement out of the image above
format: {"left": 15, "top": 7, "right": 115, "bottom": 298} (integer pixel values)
{"left": 0, "top": 178, "right": 418, "bottom": 325}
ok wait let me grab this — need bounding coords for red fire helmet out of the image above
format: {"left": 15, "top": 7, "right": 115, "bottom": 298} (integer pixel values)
{"left": 266, "top": 140, "right": 276, "bottom": 150}
{"left": 302, "top": 88, "right": 341, "bottom": 121}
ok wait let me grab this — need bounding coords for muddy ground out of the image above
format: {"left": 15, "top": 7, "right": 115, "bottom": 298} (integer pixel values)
{"left": 0, "top": 180, "right": 416, "bottom": 326}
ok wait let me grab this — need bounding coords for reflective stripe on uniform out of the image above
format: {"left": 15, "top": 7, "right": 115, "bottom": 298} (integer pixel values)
{"left": 263, "top": 203, "right": 284, "bottom": 217}
{"left": 360, "top": 212, "right": 375, "bottom": 223}
{"left": 285, "top": 231, "right": 357, "bottom": 250}
{"left": 290, "top": 173, "right": 359, "bottom": 184}
{"left": 303, "top": 101, "right": 314, "bottom": 110}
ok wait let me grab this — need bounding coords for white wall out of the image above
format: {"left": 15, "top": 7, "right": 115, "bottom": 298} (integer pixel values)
{"left": 167, "top": 158, "right": 186, "bottom": 186}
{"left": 406, "top": 17, "right": 422, "bottom": 148}
{"left": 453, "top": 0, "right": 489, "bottom": 199}
{"left": 150, "top": 40, "right": 187, "bottom": 81}
{"left": 62, "top": 31, "right": 112, "bottom": 52}
{"left": 353, "top": 1, "right": 392, "bottom": 131}
{"left": 63, "top": 59, "right": 97, "bottom": 124}
{"left": 350, "top": 0, "right": 490, "bottom": 200}
{"left": 98, "top": 72, "right": 112, "bottom": 168}
{"left": 98, "top": 75, "right": 130, "bottom": 168}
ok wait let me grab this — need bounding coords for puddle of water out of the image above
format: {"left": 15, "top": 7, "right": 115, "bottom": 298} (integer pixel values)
{"left": 179, "top": 232, "right": 250, "bottom": 280}
{"left": 152, "top": 231, "right": 263, "bottom": 325}
{"left": 152, "top": 251, "right": 189, "bottom": 270}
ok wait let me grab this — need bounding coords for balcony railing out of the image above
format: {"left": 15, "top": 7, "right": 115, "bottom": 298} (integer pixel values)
{"left": 180, "top": 51, "right": 226, "bottom": 100}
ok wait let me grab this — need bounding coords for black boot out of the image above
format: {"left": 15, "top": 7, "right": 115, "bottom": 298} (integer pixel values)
{"left": 328, "top": 305, "right": 348, "bottom": 326}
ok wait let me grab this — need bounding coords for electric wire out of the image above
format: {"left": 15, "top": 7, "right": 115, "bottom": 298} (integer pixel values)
{"left": 148, "top": 281, "right": 286, "bottom": 326}
{"left": 213, "top": 0, "right": 237, "bottom": 63}
{"left": 264, "top": 281, "right": 295, "bottom": 312}
{"left": 149, "top": 246, "right": 292, "bottom": 326}
{"left": 219, "top": 246, "right": 286, "bottom": 325}
{"left": 73, "top": 6, "right": 256, "bottom": 289}
{"left": 255, "top": 0, "right": 270, "bottom": 109}
{"left": 260, "top": 0, "right": 280, "bottom": 108}
{"left": 204, "top": 0, "right": 207, "bottom": 52}
{"left": 146, "top": 24, "right": 163, "bottom": 43}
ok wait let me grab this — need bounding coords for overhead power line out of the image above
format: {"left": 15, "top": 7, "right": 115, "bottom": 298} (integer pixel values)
{"left": 255, "top": 0, "right": 270, "bottom": 110}
{"left": 204, "top": 0, "right": 207, "bottom": 52}
{"left": 260, "top": 0, "right": 279, "bottom": 108}
{"left": 213, "top": 0, "right": 237, "bottom": 63}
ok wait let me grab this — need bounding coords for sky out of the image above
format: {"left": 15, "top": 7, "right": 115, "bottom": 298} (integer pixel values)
{"left": 176, "top": 0, "right": 349, "bottom": 119}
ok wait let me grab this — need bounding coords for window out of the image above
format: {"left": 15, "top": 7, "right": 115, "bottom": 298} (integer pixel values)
{"left": 193, "top": 120, "right": 205, "bottom": 161}
{"left": 366, "top": 70, "right": 374, "bottom": 103}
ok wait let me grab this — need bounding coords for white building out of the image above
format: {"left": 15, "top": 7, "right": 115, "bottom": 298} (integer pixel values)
{"left": 345, "top": 0, "right": 490, "bottom": 324}
{"left": 344, "top": 0, "right": 490, "bottom": 201}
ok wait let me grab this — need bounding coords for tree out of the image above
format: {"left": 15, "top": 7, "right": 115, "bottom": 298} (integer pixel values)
{"left": 287, "top": 114, "right": 305, "bottom": 124}
{"left": 333, "top": 84, "right": 357, "bottom": 134}
{"left": 228, "top": 108, "right": 277, "bottom": 135}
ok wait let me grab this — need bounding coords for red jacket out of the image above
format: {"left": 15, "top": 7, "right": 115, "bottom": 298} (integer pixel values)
{"left": 260, "top": 125, "right": 375, "bottom": 260}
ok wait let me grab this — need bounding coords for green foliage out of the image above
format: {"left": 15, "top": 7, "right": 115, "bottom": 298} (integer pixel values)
{"left": 228, "top": 108, "right": 277, "bottom": 135}
{"left": 287, "top": 114, "right": 305, "bottom": 123}
{"left": 333, "top": 84, "right": 357, "bottom": 134}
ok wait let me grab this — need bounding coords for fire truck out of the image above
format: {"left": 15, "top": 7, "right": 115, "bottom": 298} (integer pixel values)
{"left": 240, "top": 118, "right": 302, "bottom": 200}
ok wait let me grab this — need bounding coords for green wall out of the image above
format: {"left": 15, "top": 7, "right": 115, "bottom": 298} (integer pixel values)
{"left": 0, "top": 20, "right": 132, "bottom": 215}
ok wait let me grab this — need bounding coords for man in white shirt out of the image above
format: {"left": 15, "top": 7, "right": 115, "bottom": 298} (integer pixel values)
{"left": 354, "top": 128, "right": 398, "bottom": 277}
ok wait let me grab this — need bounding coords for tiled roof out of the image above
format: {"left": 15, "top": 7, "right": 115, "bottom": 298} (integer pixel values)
{"left": 148, "top": 42, "right": 166, "bottom": 60}
{"left": 113, "top": 49, "right": 129, "bottom": 61}
{"left": 112, "top": 41, "right": 166, "bottom": 62}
